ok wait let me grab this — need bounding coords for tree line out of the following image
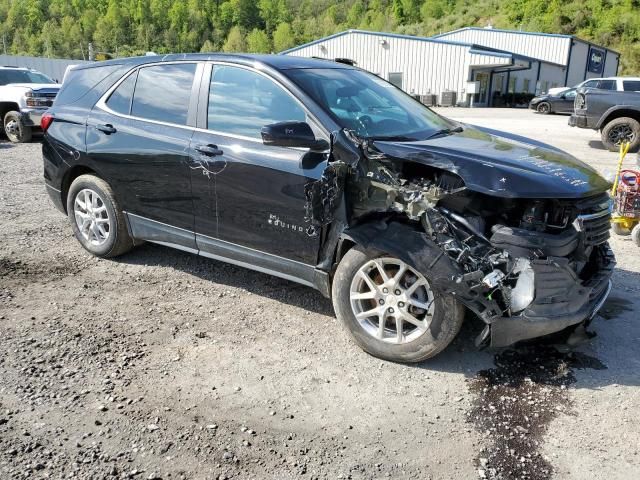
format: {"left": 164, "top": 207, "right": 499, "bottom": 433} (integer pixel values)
{"left": 0, "top": 0, "right": 638, "bottom": 74}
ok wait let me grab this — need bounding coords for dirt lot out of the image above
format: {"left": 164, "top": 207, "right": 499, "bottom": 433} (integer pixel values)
{"left": 1, "top": 108, "right": 639, "bottom": 480}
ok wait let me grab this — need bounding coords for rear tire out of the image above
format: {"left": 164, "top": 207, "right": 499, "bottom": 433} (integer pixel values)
{"left": 66, "top": 174, "right": 134, "bottom": 258}
{"left": 332, "top": 245, "right": 465, "bottom": 363}
{"left": 601, "top": 117, "right": 640, "bottom": 152}
{"left": 3, "top": 111, "right": 32, "bottom": 143}
{"left": 536, "top": 102, "right": 551, "bottom": 114}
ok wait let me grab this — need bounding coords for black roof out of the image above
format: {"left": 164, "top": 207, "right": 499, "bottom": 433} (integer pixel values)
{"left": 74, "top": 53, "right": 353, "bottom": 71}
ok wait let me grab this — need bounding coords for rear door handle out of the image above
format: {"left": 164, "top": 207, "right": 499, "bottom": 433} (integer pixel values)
{"left": 195, "top": 144, "right": 224, "bottom": 156}
{"left": 95, "top": 124, "right": 117, "bottom": 134}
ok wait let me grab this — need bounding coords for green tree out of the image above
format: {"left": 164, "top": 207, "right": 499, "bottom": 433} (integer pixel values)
{"left": 222, "top": 25, "right": 246, "bottom": 52}
{"left": 246, "top": 28, "right": 271, "bottom": 52}
{"left": 273, "top": 21, "right": 295, "bottom": 52}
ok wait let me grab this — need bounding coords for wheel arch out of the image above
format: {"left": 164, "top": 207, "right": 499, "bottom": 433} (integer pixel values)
{"left": 61, "top": 165, "right": 101, "bottom": 213}
{"left": 0, "top": 101, "right": 20, "bottom": 121}
{"left": 598, "top": 108, "right": 640, "bottom": 130}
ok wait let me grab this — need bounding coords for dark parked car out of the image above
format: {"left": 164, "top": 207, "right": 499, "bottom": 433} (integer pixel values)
{"left": 43, "top": 54, "right": 614, "bottom": 363}
{"left": 570, "top": 87, "right": 640, "bottom": 152}
{"left": 529, "top": 88, "right": 577, "bottom": 114}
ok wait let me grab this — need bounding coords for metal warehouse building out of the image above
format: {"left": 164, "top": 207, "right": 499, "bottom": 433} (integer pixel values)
{"left": 282, "top": 27, "right": 619, "bottom": 107}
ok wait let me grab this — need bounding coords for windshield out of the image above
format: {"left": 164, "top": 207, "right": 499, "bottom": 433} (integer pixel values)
{"left": 287, "top": 68, "right": 453, "bottom": 140}
{"left": 0, "top": 69, "right": 54, "bottom": 86}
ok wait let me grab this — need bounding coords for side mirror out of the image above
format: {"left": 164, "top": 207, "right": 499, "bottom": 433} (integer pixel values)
{"left": 261, "top": 121, "right": 328, "bottom": 150}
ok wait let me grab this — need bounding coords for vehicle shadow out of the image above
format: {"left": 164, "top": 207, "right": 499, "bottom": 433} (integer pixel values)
{"left": 116, "top": 243, "right": 640, "bottom": 388}
{"left": 114, "top": 242, "right": 335, "bottom": 317}
{"left": 588, "top": 140, "right": 607, "bottom": 151}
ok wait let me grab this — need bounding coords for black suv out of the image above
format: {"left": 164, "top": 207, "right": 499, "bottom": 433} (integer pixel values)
{"left": 43, "top": 54, "right": 614, "bottom": 363}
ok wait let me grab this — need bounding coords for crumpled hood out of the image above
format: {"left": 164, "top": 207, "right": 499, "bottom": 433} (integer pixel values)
{"left": 373, "top": 125, "right": 610, "bottom": 198}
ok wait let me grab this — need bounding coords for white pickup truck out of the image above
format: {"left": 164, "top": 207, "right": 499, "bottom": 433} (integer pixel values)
{"left": 0, "top": 66, "right": 60, "bottom": 143}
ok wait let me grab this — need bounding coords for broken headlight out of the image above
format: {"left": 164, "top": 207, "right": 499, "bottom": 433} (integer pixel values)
{"left": 510, "top": 258, "right": 535, "bottom": 313}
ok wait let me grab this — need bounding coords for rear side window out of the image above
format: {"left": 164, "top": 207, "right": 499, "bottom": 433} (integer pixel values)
{"left": 207, "top": 65, "right": 306, "bottom": 138}
{"left": 130, "top": 63, "right": 197, "bottom": 125}
{"left": 623, "top": 81, "right": 640, "bottom": 92}
{"left": 106, "top": 72, "right": 137, "bottom": 115}
{"left": 597, "top": 80, "right": 616, "bottom": 90}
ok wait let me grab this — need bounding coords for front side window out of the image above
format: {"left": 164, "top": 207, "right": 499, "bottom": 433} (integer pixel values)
{"left": 106, "top": 71, "right": 137, "bottom": 115}
{"left": 130, "top": 63, "right": 197, "bottom": 125}
{"left": 623, "top": 81, "right": 640, "bottom": 92}
{"left": 207, "top": 65, "right": 306, "bottom": 138}
{"left": 582, "top": 80, "right": 598, "bottom": 88}
{"left": 288, "top": 68, "right": 454, "bottom": 140}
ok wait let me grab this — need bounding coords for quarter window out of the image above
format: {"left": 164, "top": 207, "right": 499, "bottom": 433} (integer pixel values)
{"left": 106, "top": 71, "right": 137, "bottom": 115}
{"left": 130, "top": 63, "right": 197, "bottom": 125}
{"left": 207, "top": 65, "right": 306, "bottom": 138}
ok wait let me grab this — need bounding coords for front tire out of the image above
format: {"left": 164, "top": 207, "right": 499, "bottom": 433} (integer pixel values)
{"left": 332, "top": 246, "right": 465, "bottom": 363}
{"left": 601, "top": 117, "right": 640, "bottom": 152}
{"left": 3, "top": 111, "right": 32, "bottom": 143}
{"left": 67, "top": 174, "right": 134, "bottom": 258}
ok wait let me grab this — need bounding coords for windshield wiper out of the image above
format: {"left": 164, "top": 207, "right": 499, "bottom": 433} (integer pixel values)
{"left": 425, "top": 126, "right": 464, "bottom": 140}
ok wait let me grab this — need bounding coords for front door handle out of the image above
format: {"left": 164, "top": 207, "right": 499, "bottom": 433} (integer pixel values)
{"left": 95, "top": 124, "right": 117, "bottom": 134}
{"left": 195, "top": 144, "right": 224, "bottom": 156}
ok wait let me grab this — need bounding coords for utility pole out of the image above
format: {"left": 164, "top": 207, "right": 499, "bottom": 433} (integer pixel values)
{"left": 2, "top": 34, "right": 6, "bottom": 55}
{"left": 88, "top": 42, "right": 94, "bottom": 61}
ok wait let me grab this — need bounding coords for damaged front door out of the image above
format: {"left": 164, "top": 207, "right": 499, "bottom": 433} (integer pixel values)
{"left": 190, "top": 63, "right": 329, "bottom": 267}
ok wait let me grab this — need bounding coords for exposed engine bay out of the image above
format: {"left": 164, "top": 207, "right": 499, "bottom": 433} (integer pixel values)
{"left": 305, "top": 128, "right": 615, "bottom": 348}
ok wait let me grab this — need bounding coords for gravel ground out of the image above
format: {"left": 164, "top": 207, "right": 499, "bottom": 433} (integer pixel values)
{"left": 1, "top": 109, "right": 639, "bottom": 480}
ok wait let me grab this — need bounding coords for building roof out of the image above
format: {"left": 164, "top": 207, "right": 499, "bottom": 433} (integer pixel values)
{"left": 279, "top": 29, "right": 485, "bottom": 55}
{"left": 281, "top": 29, "right": 563, "bottom": 67}
{"left": 432, "top": 27, "right": 619, "bottom": 55}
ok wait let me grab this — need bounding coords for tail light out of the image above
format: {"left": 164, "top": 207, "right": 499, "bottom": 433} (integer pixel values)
{"left": 40, "top": 112, "right": 54, "bottom": 132}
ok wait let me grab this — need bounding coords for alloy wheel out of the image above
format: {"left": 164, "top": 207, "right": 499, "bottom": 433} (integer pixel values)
{"left": 608, "top": 124, "right": 636, "bottom": 146}
{"left": 349, "top": 257, "right": 435, "bottom": 344}
{"left": 73, "top": 189, "right": 111, "bottom": 246}
{"left": 537, "top": 103, "right": 550, "bottom": 114}
{"left": 4, "top": 119, "right": 21, "bottom": 142}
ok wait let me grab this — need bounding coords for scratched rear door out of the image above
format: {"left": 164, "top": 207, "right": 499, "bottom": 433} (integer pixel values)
{"left": 189, "top": 62, "right": 327, "bottom": 266}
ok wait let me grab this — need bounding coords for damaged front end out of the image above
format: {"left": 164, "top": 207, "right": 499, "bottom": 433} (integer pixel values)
{"left": 305, "top": 127, "right": 615, "bottom": 349}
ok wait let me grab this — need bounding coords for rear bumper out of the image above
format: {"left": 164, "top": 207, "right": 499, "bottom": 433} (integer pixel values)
{"left": 45, "top": 183, "right": 66, "bottom": 213}
{"left": 569, "top": 114, "right": 591, "bottom": 129}
{"left": 489, "top": 245, "right": 615, "bottom": 347}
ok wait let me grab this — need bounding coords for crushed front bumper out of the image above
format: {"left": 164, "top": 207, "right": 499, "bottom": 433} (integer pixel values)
{"left": 489, "top": 246, "right": 615, "bottom": 347}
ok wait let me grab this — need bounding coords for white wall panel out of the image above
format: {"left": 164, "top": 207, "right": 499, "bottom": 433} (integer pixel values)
{"left": 436, "top": 28, "right": 571, "bottom": 66}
